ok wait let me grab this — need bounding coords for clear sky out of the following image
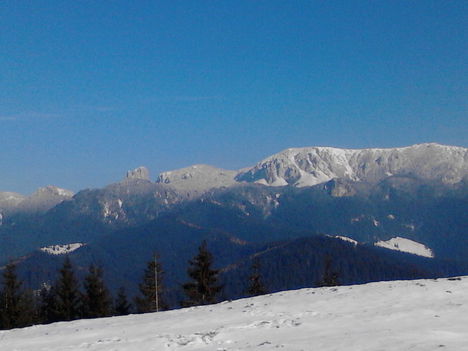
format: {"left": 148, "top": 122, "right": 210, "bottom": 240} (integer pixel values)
{"left": 1, "top": 1, "right": 467, "bottom": 194}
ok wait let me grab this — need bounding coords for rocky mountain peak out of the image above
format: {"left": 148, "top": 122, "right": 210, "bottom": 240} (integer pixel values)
{"left": 126, "top": 166, "right": 150, "bottom": 181}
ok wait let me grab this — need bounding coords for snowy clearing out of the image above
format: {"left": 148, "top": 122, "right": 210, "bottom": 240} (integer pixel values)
{"left": 39, "top": 243, "right": 85, "bottom": 255}
{"left": 375, "top": 237, "right": 434, "bottom": 258}
{"left": 1, "top": 277, "right": 467, "bottom": 350}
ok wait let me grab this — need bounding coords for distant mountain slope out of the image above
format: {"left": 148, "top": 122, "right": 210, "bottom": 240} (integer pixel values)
{"left": 2, "top": 277, "right": 467, "bottom": 350}
{"left": 2, "top": 174, "right": 468, "bottom": 284}
{"left": 14, "top": 218, "right": 468, "bottom": 307}
{"left": 0, "top": 186, "right": 73, "bottom": 216}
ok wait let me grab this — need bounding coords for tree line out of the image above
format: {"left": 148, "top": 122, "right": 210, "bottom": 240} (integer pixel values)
{"left": 0, "top": 240, "right": 336, "bottom": 330}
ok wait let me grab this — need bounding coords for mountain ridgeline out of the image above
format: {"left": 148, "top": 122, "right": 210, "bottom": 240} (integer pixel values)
{"left": 1, "top": 143, "right": 467, "bottom": 303}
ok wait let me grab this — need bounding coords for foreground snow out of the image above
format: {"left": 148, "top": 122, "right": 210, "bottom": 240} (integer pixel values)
{"left": 2, "top": 277, "right": 467, "bottom": 350}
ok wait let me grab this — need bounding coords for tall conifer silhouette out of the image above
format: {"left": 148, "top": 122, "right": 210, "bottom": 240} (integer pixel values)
{"left": 135, "top": 254, "right": 167, "bottom": 313}
{"left": 182, "top": 241, "right": 222, "bottom": 306}
{"left": 83, "top": 264, "right": 111, "bottom": 318}
{"left": 55, "top": 257, "right": 82, "bottom": 321}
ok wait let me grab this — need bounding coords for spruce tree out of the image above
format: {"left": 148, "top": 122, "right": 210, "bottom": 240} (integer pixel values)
{"left": 317, "top": 255, "right": 340, "bottom": 287}
{"left": 17, "top": 288, "right": 37, "bottom": 327}
{"left": 39, "top": 284, "right": 59, "bottom": 324}
{"left": 55, "top": 256, "right": 82, "bottom": 321}
{"left": 182, "top": 241, "right": 222, "bottom": 307}
{"left": 135, "top": 254, "right": 167, "bottom": 313}
{"left": 114, "top": 287, "right": 131, "bottom": 316}
{"left": 0, "top": 262, "right": 32, "bottom": 329}
{"left": 83, "top": 264, "right": 111, "bottom": 318}
{"left": 247, "top": 258, "right": 267, "bottom": 296}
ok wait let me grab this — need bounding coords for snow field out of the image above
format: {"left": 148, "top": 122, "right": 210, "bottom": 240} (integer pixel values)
{"left": 1, "top": 277, "right": 467, "bottom": 350}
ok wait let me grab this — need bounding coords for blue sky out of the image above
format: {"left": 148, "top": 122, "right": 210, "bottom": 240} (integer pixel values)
{"left": 1, "top": 1, "right": 467, "bottom": 194}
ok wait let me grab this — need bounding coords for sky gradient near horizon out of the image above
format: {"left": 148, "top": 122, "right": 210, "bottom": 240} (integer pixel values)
{"left": 1, "top": 1, "right": 467, "bottom": 194}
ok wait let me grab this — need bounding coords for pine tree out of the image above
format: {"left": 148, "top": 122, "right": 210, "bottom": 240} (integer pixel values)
{"left": 135, "top": 254, "right": 167, "bottom": 313}
{"left": 83, "top": 264, "right": 111, "bottom": 318}
{"left": 316, "top": 255, "right": 340, "bottom": 287}
{"left": 182, "top": 241, "right": 222, "bottom": 307}
{"left": 247, "top": 258, "right": 267, "bottom": 296}
{"left": 0, "top": 262, "right": 22, "bottom": 329}
{"left": 54, "top": 256, "right": 82, "bottom": 321}
{"left": 0, "top": 262, "right": 35, "bottom": 329}
{"left": 17, "top": 289, "right": 37, "bottom": 327}
{"left": 114, "top": 287, "right": 131, "bottom": 316}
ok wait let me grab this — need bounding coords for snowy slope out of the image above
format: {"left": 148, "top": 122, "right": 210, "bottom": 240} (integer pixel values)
{"left": 236, "top": 143, "right": 468, "bottom": 187}
{"left": 2, "top": 277, "right": 467, "bottom": 350}
{"left": 375, "top": 237, "right": 434, "bottom": 258}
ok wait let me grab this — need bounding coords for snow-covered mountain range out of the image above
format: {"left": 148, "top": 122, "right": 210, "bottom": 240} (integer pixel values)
{"left": 2, "top": 276, "right": 467, "bottom": 350}
{"left": 2, "top": 143, "right": 466, "bottom": 205}
{"left": 149, "top": 143, "right": 468, "bottom": 191}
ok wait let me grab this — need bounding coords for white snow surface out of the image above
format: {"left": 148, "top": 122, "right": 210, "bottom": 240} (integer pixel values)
{"left": 375, "top": 237, "right": 434, "bottom": 258}
{"left": 2, "top": 277, "right": 468, "bottom": 350}
{"left": 39, "top": 243, "right": 85, "bottom": 255}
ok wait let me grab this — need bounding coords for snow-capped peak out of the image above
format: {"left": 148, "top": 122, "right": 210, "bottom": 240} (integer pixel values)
{"left": 0, "top": 191, "right": 26, "bottom": 208}
{"left": 236, "top": 143, "right": 467, "bottom": 187}
{"left": 33, "top": 186, "right": 74, "bottom": 198}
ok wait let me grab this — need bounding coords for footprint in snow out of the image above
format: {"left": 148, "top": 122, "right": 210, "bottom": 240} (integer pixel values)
{"left": 163, "top": 329, "right": 219, "bottom": 348}
{"left": 243, "top": 318, "right": 302, "bottom": 329}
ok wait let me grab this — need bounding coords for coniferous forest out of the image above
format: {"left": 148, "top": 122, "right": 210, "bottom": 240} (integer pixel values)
{"left": 0, "top": 242, "right": 225, "bottom": 330}
{"left": 1, "top": 237, "right": 467, "bottom": 331}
